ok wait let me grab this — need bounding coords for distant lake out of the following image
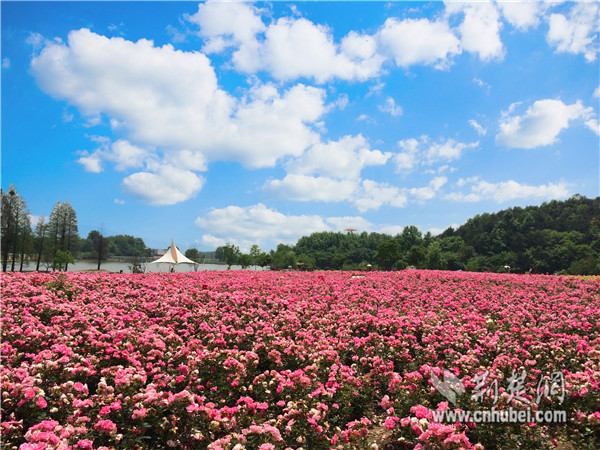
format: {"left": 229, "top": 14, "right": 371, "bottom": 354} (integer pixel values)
{"left": 18, "top": 260, "right": 267, "bottom": 273}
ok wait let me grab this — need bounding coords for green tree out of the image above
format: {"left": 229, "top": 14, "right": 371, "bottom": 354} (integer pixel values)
{"left": 406, "top": 244, "right": 426, "bottom": 268}
{"left": 48, "top": 201, "right": 79, "bottom": 270}
{"left": 108, "top": 235, "right": 147, "bottom": 256}
{"left": 1, "top": 184, "right": 31, "bottom": 272}
{"left": 375, "top": 239, "right": 400, "bottom": 270}
{"left": 88, "top": 230, "right": 110, "bottom": 270}
{"left": 52, "top": 249, "right": 75, "bottom": 271}
{"left": 426, "top": 241, "right": 446, "bottom": 270}
{"left": 249, "top": 244, "right": 261, "bottom": 269}
{"left": 257, "top": 251, "right": 271, "bottom": 269}
{"left": 270, "top": 244, "right": 296, "bottom": 270}
{"left": 34, "top": 217, "right": 51, "bottom": 271}
{"left": 296, "top": 253, "right": 316, "bottom": 271}
{"left": 185, "top": 248, "right": 201, "bottom": 263}
{"left": 332, "top": 252, "right": 347, "bottom": 270}
{"left": 222, "top": 243, "right": 241, "bottom": 269}
{"left": 238, "top": 253, "right": 253, "bottom": 269}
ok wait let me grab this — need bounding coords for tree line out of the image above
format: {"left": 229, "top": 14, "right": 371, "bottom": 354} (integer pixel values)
{"left": 1, "top": 184, "right": 152, "bottom": 272}
{"left": 3, "top": 182, "right": 598, "bottom": 275}
{"left": 206, "top": 195, "right": 599, "bottom": 275}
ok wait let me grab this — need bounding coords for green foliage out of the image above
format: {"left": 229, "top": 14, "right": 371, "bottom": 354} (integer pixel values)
{"left": 270, "top": 244, "right": 296, "bottom": 270}
{"left": 375, "top": 239, "right": 400, "bottom": 270}
{"left": 449, "top": 195, "right": 600, "bottom": 274}
{"left": 220, "top": 243, "right": 241, "bottom": 269}
{"left": 107, "top": 235, "right": 148, "bottom": 257}
{"left": 256, "top": 251, "right": 271, "bottom": 268}
{"left": 184, "top": 248, "right": 202, "bottom": 263}
{"left": 238, "top": 253, "right": 253, "bottom": 269}
{"left": 296, "top": 253, "right": 316, "bottom": 271}
{"left": 52, "top": 250, "right": 75, "bottom": 271}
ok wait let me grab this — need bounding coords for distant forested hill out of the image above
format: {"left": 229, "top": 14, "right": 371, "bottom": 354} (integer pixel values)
{"left": 443, "top": 194, "right": 600, "bottom": 274}
{"left": 268, "top": 195, "right": 599, "bottom": 275}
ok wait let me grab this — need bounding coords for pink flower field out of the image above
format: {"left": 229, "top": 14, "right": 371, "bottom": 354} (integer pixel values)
{"left": 1, "top": 270, "right": 599, "bottom": 449}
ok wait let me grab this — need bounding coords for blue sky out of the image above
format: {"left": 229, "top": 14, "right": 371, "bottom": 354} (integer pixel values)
{"left": 2, "top": 1, "right": 599, "bottom": 252}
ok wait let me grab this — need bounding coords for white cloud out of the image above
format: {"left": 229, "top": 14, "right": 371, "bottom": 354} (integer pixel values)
{"left": 468, "top": 119, "right": 487, "bottom": 135}
{"left": 195, "top": 204, "right": 411, "bottom": 251}
{"left": 195, "top": 203, "right": 330, "bottom": 251}
{"left": 425, "top": 139, "right": 478, "bottom": 164}
{"left": 377, "top": 225, "right": 406, "bottom": 236}
{"left": 265, "top": 174, "right": 358, "bottom": 202}
{"left": 496, "top": 98, "right": 593, "bottom": 148}
{"left": 409, "top": 176, "right": 448, "bottom": 202}
{"left": 353, "top": 179, "right": 408, "bottom": 212}
{"left": 108, "top": 140, "right": 151, "bottom": 171}
{"left": 187, "top": 3, "right": 384, "bottom": 83}
{"left": 445, "top": 179, "right": 571, "bottom": 203}
{"left": 26, "top": 32, "right": 45, "bottom": 54}
{"left": 285, "top": 134, "right": 390, "bottom": 180}
{"left": 395, "top": 138, "right": 420, "bottom": 171}
{"left": 326, "top": 216, "right": 374, "bottom": 232}
{"left": 114, "top": 199, "right": 125, "bottom": 205}
{"left": 77, "top": 151, "right": 103, "bottom": 173}
{"left": 547, "top": 2, "right": 599, "bottom": 62}
{"left": 258, "top": 17, "right": 385, "bottom": 82}
{"left": 497, "top": 1, "right": 543, "bottom": 31}
{"left": 266, "top": 135, "right": 395, "bottom": 209}
{"left": 594, "top": 87, "right": 600, "bottom": 98}
{"left": 378, "top": 97, "right": 403, "bottom": 117}
{"left": 187, "top": 4, "right": 464, "bottom": 81}
{"left": 2, "top": 58, "right": 10, "bottom": 69}
{"left": 585, "top": 118, "right": 600, "bottom": 135}
{"left": 184, "top": 2, "right": 265, "bottom": 54}
{"left": 377, "top": 17, "right": 461, "bottom": 69}
{"left": 77, "top": 139, "right": 152, "bottom": 174}
{"left": 395, "top": 136, "right": 478, "bottom": 171}
{"left": 122, "top": 166, "right": 205, "bottom": 205}
{"left": 30, "top": 29, "right": 332, "bottom": 204}
{"left": 446, "top": 1, "right": 505, "bottom": 61}
{"left": 473, "top": 77, "right": 490, "bottom": 89}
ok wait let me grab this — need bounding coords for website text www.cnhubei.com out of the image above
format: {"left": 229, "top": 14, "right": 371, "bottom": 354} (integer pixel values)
{"left": 431, "top": 407, "right": 567, "bottom": 424}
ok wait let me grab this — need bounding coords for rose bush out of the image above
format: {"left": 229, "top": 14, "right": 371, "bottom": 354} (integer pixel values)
{"left": 1, "top": 270, "right": 599, "bottom": 449}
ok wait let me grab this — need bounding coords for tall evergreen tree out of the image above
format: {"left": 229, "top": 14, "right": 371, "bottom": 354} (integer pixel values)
{"left": 1, "top": 184, "right": 31, "bottom": 272}
{"left": 34, "top": 217, "right": 50, "bottom": 271}
{"left": 48, "top": 201, "right": 79, "bottom": 271}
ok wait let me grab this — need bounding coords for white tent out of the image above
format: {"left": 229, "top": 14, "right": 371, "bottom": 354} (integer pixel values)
{"left": 150, "top": 238, "right": 196, "bottom": 271}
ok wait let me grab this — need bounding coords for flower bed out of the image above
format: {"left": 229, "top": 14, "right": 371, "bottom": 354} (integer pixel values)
{"left": 1, "top": 270, "right": 599, "bottom": 449}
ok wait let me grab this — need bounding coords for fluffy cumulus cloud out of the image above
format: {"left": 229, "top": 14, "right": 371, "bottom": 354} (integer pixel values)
{"left": 377, "top": 17, "right": 461, "bottom": 69}
{"left": 186, "top": 3, "right": 384, "bottom": 82}
{"left": 409, "top": 176, "right": 448, "bottom": 203}
{"left": 195, "top": 204, "right": 412, "bottom": 250}
{"left": 395, "top": 136, "right": 478, "bottom": 171}
{"left": 186, "top": 3, "right": 470, "bottom": 81}
{"left": 195, "top": 203, "right": 330, "bottom": 251}
{"left": 184, "top": 1, "right": 265, "bottom": 54}
{"left": 497, "top": 1, "right": 543, "bottom": 31}
{"left": 547, "top": 2, "right": 599, "bottom": 62}
{"left": 353, "top": 180, "right": 408, "bottom": 212}
{"left": 265, "top": 135, "right": 399, "bottom": 210}
{"left": 30, "top": 28, "right": 329, "bottom": 203}
{"left": 122, "top": 166, "right": 205, "bottom": 206}
{"left": 264, "top": 174, "right": 358, "bottom": 203}
{"left": 496, "top": 99, "right": 594, "bottom": 148}
{"left": 446, "top": 1, "right": 505, "bottom": 61}
{"left": 285, "top": 135, "right": 391, "bottom": 180}
{"left": 445, "top": 178, "right": 571, "bottom": 203}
